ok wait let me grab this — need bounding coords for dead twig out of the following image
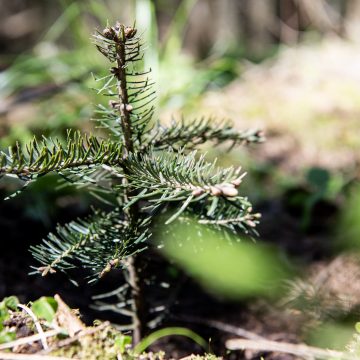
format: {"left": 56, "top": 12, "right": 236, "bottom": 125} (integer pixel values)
{"left": 0, "top": 352, "right": 74, "bottom": 360}
{"left": 173, "top": 315, "right": 265, "bottom": 341}
{"left": 0, "top": 330, "right": 60, "bottom": 351}
{"left": 226, "top": 338, "right": 356, "bottom": 360}
{"left": 43, "top": 321, "right": 110, "bottom": 354}
{"left": 17, "top": 304, "right": 49, "bottom": 350}
{"left": 0, "top": 320, "right": 109, "bottom": 359}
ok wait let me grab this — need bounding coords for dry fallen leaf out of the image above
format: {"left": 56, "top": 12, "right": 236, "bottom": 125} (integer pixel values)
{"left": 54, "top": 294, "right": 85, "bottom": 337}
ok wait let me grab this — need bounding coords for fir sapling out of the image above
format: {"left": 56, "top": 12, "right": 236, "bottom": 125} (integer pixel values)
{"left": 0, "top": 21, "right": 264, "bottom": 343}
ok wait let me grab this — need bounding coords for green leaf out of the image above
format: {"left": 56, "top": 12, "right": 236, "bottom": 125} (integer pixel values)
{"left": 31, "top": 297, "right": 58, "bottom": 322}
{"left": 355, "top": 322, "right": 360, "bottom": 333}
{"left": 0, "top": 310, "right": 9, "bottom": 331}
{"left": 157, "top": 218, "right": 291, "bottom": 299}
{"left": 114, "top": 334, "right": 132, "bottom": 354}
{"left": 2, "top": 296, "right": 19, "bottom": 311}
{"left": 307, "top": 167, "right": 330, "bottom": 191}
{"left": 0, "top": 331, "right": 16, "bottom": 344}
{"left": 0, "top": 296, "right": 19, "bottom": 331}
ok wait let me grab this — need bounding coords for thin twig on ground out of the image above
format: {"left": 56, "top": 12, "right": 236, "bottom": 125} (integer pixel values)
{"left": 226, "top": 338, "right": 356, "bottom": 360}
{"left": 0, "top": 353, "right": 74, "bottom": 360}
{"left": 17, "top": 304, "right": 49, "bottom": 350}
{"left": 43, "top": 321, "right": 110, "bottom": 354}
{"left": 0, "top": 330, "right": 60, "bottom": 350}
{"left": 174, "top": 315, "right": 265, "bottom": 341}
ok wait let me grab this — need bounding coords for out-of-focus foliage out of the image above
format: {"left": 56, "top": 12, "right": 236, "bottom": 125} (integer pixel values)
{"left": 0, "top": 0, "right": 240, "bottom": 149}
{"left": 193, "top": 39, "right": 360, "bottom": 175}
{"left": 0, "top": 1, "right": 110, "bottom": 147}
{"left": 157, "top": 217, "right": 291, "bottom": 299}
{"left": 282, "top": 166, "right": 346, "bottom": 230}
{"left": 157, "top": 0, "right": 240, "bottom": 111}
{"left": 306, "top": 321, "right": 355, "bottom": 351}
{"left": 338, "top": 185, "right": 360, "bottom": 250}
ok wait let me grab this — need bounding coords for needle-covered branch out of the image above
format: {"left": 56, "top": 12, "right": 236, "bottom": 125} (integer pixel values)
{"left": 142, "top": 118, "right": 264, "bottom": 151}
{"left": 31, "top": 209, "right": 149, "bottom": 282}
{"left": 0, "top": 131, "right": 124, "bottom": 181}
{"left": 196, "top": 197, "right": 261, "bottom": 235}
{"left": 121, "top": 149, "right": 250, "bottom": 223}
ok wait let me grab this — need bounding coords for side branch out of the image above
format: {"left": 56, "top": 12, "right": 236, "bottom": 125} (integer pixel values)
{"left": 31, "top": 209, "right": 128, "bottom": 277}
{"left": 142, "top": 118, "right": 265, "bottom": 151}
{"left": 0, "top": 131, "right": 124, "bottom": 180}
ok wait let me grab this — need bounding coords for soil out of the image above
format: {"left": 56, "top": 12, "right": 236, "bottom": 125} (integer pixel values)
{"left": 0, "top": 177, "right": 350, "bottom": 359}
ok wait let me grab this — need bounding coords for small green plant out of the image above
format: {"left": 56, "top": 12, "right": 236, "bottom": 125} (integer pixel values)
{"left": 0, "top": 296, "right": 19, "bottom": 344}
{"left": 0, "top": 21, "right": 263, "bottom": 343}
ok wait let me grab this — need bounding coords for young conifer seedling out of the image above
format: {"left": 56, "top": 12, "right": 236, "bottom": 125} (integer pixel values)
{"left": 0, "top": 22, "right": 264, "bottom": 343}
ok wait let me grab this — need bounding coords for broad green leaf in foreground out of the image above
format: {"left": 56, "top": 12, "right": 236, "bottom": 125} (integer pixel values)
{"left": 157, "top": 218, "right": 291, "bottom": 299}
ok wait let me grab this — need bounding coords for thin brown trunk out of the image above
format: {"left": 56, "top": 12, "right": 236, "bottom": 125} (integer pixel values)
{"left": 114, "top": 25, "right": 145, "bottom": 345}
{"left": 127, "top": 256, "right": 145, "bottom": 345}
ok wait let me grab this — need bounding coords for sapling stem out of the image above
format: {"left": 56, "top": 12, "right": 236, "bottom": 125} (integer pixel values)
{"left": 112, "top": 23, "right": 145, "bottom": 344}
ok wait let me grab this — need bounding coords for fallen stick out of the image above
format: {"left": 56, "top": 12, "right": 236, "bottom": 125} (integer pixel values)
{"left": 173, "top": 315, "right": 265, "bottom": 341}
{"left": 0, "top": 323, "right": 110, "bottom": 359}
{"left": 226, "top": 338, "right": 357, "bottom": 360}
{"left": 0, "top": 353, "right": 74, "bottom": 360}
{"left": 43, "top": 321, "right": 110, "bottom": 353}
{"left": 17, "top": 304, "right": 48, "bottom": 350}
{"left": 0, "top": 330, "right": 60, "bottom": 351}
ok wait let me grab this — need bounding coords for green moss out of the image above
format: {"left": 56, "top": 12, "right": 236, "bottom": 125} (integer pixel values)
{"left": 50, "top": 324, "right": 166, "bottom": 360}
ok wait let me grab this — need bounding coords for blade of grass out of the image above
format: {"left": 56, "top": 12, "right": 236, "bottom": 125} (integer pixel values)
{"left": 43, "top": 1, "right": 82, "bottom": 42}
{"left": 133, "top": 327, "right": 208, "bottom": 354}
